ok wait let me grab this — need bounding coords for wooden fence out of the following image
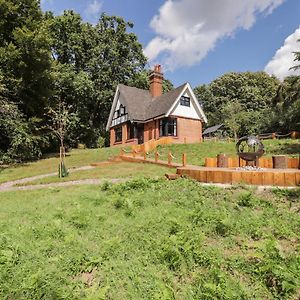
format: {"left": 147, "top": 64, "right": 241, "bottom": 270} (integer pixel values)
{"left": 120, "top": 148, "right": 187, "bottom": 168}
{"left": 131, "top": 137, "right": 173, "bottom": 153}
{"left": 204, "top": 131, "right": 300, "bottom": 142}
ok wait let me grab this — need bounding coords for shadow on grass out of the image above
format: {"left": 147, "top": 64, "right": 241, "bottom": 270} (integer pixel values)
{"left": 272, "top": 188, "right": 300, "bottom": 202}
{"left": 268, "top": 143, "right": 300, "bottom": 155}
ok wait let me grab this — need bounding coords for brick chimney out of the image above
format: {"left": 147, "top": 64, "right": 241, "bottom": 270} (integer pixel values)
{"left": 149, "top": 64, "right": 163, "bottom": 97}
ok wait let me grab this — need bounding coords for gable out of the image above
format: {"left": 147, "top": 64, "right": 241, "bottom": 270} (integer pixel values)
{"left": 110, "top": 96, "right": 128, "bottom": 128}
{"left": 166, "top": 83, "right": 207, "bottom": 123}
{"left": 169, "top": 90, "right": 200, "bottom": 120}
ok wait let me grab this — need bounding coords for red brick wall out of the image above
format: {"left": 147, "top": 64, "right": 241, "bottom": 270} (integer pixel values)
{"left": 144, "top": 120, "right": 156, "bottom": 142}
{"left": 110, "top": 117, "right": 203, "bottom": 147}
{"left": 176, "top": 117, "right": 202, "bottom": 143}
{"left": 110, "top": 128, "right": 115, "bottom": 147}
{"left": 110, "top": 123, "right": 138, "bottom": 147}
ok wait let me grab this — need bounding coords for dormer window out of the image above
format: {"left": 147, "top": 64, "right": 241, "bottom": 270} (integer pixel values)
{"left": 180, "top": 96, "right": 190, "bottom": 107}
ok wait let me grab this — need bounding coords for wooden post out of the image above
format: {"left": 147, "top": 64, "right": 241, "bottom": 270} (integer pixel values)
{"left": 182, "top": 153, "right": 187, "bottom": 167}
{"left": 272, "top": 132, "right": 276, "bottom": 139}
{"left": 133, "top": 150, "right": 136, "bottom": 158}
{"left": 217, "top": 154, "right": 228, "bottom": 168}
{"left": 273, "top": 155, "right": 288, "bottom": 169}
{"left": 143, "top": 151, "right": 146, "bottom": 160}
{"left": 184, "top": 137, "right": 187, "bottom": 144}
{"left": 255, "top": 156, "right": 260, "bottom": 168}
{"left": 291, "top": 131, "right": 296, "bottom": 139}
{"left": 168, "top": 151, "right": 172, "bottom": 165}
{"left": 155, "top": 151, "right": 159, "bottom": 163}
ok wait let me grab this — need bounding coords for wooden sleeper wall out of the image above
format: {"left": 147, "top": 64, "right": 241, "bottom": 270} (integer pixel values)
{"left": 205, "top": 157, "right": 299, "bottom": 169}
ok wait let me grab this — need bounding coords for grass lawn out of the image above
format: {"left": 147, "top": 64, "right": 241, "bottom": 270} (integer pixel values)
{"left": 17, "top": 162, "right": 175, "bottom": 186}
{"left": 150, "top": 139, "right": 300, "bottom": 166}
{"left": 0, "top": 147, "right": 120, "bottom": 184}
{"left": 0, "top": 178, "right": 299, "bottom": 299}
{"left": 1, "top": 139, "right": 299, "bottom": 185}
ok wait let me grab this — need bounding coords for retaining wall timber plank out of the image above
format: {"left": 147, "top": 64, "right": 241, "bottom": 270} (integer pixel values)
{"left": 177, "top": 166, "right": 300, "bottom": 187}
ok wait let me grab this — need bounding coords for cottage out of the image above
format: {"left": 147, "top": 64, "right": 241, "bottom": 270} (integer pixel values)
{"left": 106, "top": 65, "right": 207, "bottom": 146}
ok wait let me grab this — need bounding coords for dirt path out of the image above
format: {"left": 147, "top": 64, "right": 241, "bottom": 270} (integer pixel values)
{"left": 0, "top": 178, "right": 127, "bottom": 192}
{"left": 0, "top": 166, "right": 99, "bottom": 192}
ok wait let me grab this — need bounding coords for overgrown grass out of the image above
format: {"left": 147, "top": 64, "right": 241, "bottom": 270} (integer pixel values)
{"left": 0, "top": 178, "right": 299, "bottom": 299}
{"left": 0, "top": 147, "right": 120, "bottom": 184}
{"left": 154, "top": 139, "right": 300, "bottom": 166}
{"left": 17, "top": 162, "right": 175, "bottom": 186}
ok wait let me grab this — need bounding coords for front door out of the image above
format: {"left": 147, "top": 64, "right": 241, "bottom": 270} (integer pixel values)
{"left": 137, "top": 124, "right": 144, "bottom": 144}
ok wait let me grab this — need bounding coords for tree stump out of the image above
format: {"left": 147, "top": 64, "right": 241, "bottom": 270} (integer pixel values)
{"left": 272, "top": 155, "right": 288, "bottom": 169}
{"left": 217, "top": 154, "right": 228, "bottom": 168}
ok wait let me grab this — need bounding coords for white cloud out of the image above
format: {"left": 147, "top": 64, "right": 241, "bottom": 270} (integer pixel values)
{"left": 144, "top": 0, "right": 284, "bottom": 70}
{"left": 84, "top": 0, "right": 103, "bottom": 23}
{"left": 265, "top": 26, "right": 300, "bottom": 80}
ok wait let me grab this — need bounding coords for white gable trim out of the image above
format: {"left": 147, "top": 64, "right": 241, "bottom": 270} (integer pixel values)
{"left": 166, "top": 83, "right": 207, "bottom": 123}
{"left": 106, "top": 86, "right": 121, "bottom": 131}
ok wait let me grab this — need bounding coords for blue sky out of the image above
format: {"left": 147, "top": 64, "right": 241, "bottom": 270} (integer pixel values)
{"left": 41, "top": 0, "right": 300, "bottom": 88}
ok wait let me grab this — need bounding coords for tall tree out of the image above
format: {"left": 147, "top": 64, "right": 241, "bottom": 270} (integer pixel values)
{"left": 194, "top": 72, "right": 280, "bottom": 136}
{"left": 0, "top": 0, "right": 52, "bottom": 117}
{"left": 48, "top": 12, "right": 147, "bottom": 145}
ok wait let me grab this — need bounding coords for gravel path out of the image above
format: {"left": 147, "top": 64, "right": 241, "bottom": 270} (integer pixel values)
{"left": 0, "top": 165, "right": 99, "bottom": 192}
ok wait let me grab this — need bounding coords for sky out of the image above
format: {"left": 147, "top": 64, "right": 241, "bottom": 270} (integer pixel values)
{"left": 41, "top": 0, "right": 300, "bottom": 88}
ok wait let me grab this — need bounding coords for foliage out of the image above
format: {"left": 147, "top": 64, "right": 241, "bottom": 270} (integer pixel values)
{"left": 0, "top": 178, "right": 299, "bottom": 299}
{"left": 0, "top": 99, "right": 44, "bottom": 163}
{"left": 272, "top": 76, "right": 300, "bottom": 131}
{"left": 128, "top": 69, "right": 174, "bottom": 93}
{"left": 46, "top": 11, "right": 148, "bottom": 146}
{"left": 290, "top": 38, "right": 300, "bottom": 71}
{"left": 0, "top": 3, "right": 149, "bottom": 162}
{"left": 194, "top": 72, "right": 280, "bottom": 136}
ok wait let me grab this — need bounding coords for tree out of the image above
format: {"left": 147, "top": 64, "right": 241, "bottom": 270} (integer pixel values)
{"left": 272, "top": 76, "right": 300, "bottom": 132}
{"left": 0, "top": 0, "right": 52, "bottom": 118}
{"left": 194, "top": 72, "right": 281, "bottom": 135}
{"left": 128, "top": 69, "right": 174, "bottom": 92}
{"left": 47, "top": 100, "right": 78, "bottom": 177}
{"left": 48, "top": 12, "right": 147, "bottom": 145}
{"left": 290, "top": 39, "right": 300, "bottom": 71}
{"left": 221, "top": 101, "right": 243, "bottom": 140}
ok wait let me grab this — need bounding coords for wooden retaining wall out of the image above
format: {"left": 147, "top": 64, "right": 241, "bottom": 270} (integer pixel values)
{"left": 205, "top": 156, "right": 299, "bottom": 169}
{"left": 177, "top": 167, "right": 300, "bottom": 187}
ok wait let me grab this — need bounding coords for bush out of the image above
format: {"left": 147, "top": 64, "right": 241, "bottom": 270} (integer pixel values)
{"left": 97, "top": 136, "right": 105, "bottom": 148}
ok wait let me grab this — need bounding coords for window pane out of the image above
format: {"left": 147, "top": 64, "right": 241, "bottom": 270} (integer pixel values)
{"left": 180, "top": 96, "right": 190, "bottom": 107}
{"left": 115, "top": 127, "right": 122, "bottom": 142}
{"left": 159, "top": 118, "right": 177, "bottom": 137}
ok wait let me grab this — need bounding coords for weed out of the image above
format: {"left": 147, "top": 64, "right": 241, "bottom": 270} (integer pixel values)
{"left": 238, "top": 191, "right": 254, "bottom": 207}
{"left": 215, "top": 220, "right": 232, "bottom": 237}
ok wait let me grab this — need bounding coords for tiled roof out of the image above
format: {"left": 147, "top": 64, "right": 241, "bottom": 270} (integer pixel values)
{"left": 118, "top": 83, "right": 186, "bottom": 121}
